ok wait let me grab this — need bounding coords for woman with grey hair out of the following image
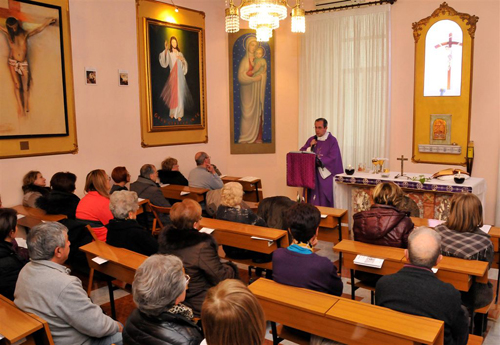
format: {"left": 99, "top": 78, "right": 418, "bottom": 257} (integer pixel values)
{"left": 105, "top": 190, "right": 158, "bottom": 256}
{"left": 123, "top": 254, "right": 203, "bottom": 345}
{"left": 215, "top": 182, "right": 267, "bottom": 262}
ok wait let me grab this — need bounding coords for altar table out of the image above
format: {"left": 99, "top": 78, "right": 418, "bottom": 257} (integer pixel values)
{"left": 334, "top": 171, "right": 486, "bottom": 224}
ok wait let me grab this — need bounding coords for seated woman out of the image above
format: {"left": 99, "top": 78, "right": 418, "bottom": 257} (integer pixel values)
{"left": 110, "top": 166, "right": 130, "bottom": 194}
{"left": 106, "top": 190, "right": 158, "bottom": 256}
{"left": 0, "top": 208, "right": 29, "bottom": 300}
{"left": 216, "top": 182, "right": 267, "bottom": 260}
{"left": 352, "top": 182, "right": 414, "bottom": 285}
{"left": 21, "top": 171, "right": 50, "bottom": 208}
{"left": 273, "top": 203, "right": 343, "bottom": 296}
{"left": 124, "top": 254, "right": 203, "bottom": 345}
{"left": 158, "top": 157, "right": 188, "bottom": 186}
{"left": 257, "top": 196, "right": 296, "bottom": 230}
{"left": 158, "top": 199, "right": 238, "bottom": 317}
{"left": 201, "top": 279, "right": 266, "bottom": 345}
{"left": 435, "top": 193, "right": 493, "bottom": 309}
{"left": 36, "top": 172, "right": 80, "bottom": 219}
{"left": 76, "top": 169, "right": 113, "bottom": 242}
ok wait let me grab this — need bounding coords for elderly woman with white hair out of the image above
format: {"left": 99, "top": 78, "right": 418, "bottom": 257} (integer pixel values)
{"left": 215, "top": 182, "right": 267, "bottom": 261}
{"left": 105, "top": 190, "right": 158, "bottom": 256}
{"left": 123, "top": 254, "right": 203, "bottom": 345}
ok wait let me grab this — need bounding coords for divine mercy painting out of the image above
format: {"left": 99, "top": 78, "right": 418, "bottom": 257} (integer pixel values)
{"left": 147, "top": 19, "right": 203, "bottom": 131}
{"left": 0, "top": 0, "right": 68, "bottom": 139}
{"left": 229, "top": 30, "right": 274, "bottom": 154}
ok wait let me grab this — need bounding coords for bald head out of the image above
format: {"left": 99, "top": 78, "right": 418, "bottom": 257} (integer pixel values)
{"left": 407, "top": 227, "right": 442, "bottom": 269}
{"left": 195, "top": 152, "right": 209, "bottom": 166}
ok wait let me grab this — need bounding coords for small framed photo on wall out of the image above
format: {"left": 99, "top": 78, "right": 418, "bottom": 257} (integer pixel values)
{"left": 85, "top": 67, "right": 96, "bottom": 85}
{"left": 119, "top": 70, "right": 129, "bottom": 86}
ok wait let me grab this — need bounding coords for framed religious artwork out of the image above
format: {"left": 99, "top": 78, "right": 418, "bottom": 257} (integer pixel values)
{"left": 411, "top": 2, "right": 478, "bottom": 165}
{"left": 136, "top": 0, "right": 207, "bottom": 147}
{"left": 229, "top": 29, "right": 275, "bottom": 154}
{"left": 0, "top": 0, "right": 77, "bottom": 159}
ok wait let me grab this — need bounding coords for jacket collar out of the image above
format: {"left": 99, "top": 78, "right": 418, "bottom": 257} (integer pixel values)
{"left": 31, "top": 259, "right": 71, "bottom": 275}
{"left": 135, "top": 176, "right": 159, "bottom": 187}
{"left": 160, "top": 227, "right": 211, "bottom": 250}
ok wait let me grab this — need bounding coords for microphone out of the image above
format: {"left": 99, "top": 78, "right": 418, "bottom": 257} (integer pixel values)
{"left": 311, "top": 135, "right": 318, "bottom": 150}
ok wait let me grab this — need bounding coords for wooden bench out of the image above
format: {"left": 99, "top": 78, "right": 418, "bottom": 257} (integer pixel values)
{"left": 249, "top": 278, "right": 445, "bottom": 345}
{"left": 160, "top": 184, "right": 208, "bottom": 203}
{"left": 12, "top": 205, "right": 67, "bottom": 222}
{"left": 221, "top": 176, "right": 262, "bottom": 202}
{"left": 487, "top": 226, "right": 500, "bottom": 304}
{"left": 80, "top": 240, "right": 147, "bottom": 319}
{"left": 334, "top": 239, "right": 490, "bottom": 334}
{"left": 136, "top": 197, "right": 149, "bottom": 215}
{"left": 0, "top": 294, "right": 54, "bottom": 345}
{"left": 334, "top": 240, "right": 488, "bottom": 295}
{"left": 199, "top": 218, "right": 289, "bottom": 272}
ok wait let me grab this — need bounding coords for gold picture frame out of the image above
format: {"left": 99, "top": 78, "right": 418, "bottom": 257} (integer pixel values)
{"left": 0, "top": 0, "right": 77, "bottom": 159}
{"left": 136, "top": 0, "right": 207, "bottom": 147}
{"left": 411, "top": 2, "right": 478, "bottom": 165}
{"left": 229, "top": 29, "right": 275, "bottom": 154}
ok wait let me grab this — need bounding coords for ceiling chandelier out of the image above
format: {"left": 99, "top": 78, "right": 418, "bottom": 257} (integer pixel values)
{"left": 225, "top": 0, "right": 305, "bottom": 42}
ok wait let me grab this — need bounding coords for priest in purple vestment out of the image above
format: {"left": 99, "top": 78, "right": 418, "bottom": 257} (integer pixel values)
{"left": 300, "top": 118, "right": 343, "bottom": 207}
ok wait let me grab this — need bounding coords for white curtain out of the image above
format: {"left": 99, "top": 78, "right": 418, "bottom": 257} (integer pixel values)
{"left": 299, "top": 5, "right": 391, "bottom": 169}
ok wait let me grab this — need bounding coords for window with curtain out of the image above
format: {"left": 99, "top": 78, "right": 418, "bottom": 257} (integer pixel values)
{"left": 299, "top": 5, "right": 391, "bottom": 170}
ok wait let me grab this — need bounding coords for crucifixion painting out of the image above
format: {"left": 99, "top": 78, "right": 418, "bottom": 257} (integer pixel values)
{"left": 423, "top": 19, "right": 463, "bottom": 97}
{"left": 0, "top": 0, "right": 68, "bottom": 138}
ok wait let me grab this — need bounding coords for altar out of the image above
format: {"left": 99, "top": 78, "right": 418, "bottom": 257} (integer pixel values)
{"left": 334, "top": 171, "right": 486, "bottom": 222}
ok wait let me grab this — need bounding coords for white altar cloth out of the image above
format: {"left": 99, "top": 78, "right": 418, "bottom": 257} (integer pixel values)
{"left": 334, "top": 171, "right": 486, "bottom": 220}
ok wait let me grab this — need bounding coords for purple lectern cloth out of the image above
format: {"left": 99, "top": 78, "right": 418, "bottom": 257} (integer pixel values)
{"left": 287, "top": 152, "right": 316, "bottom": 189}
{"left": 300, "top": 133, "right": 344, "bottom": 207}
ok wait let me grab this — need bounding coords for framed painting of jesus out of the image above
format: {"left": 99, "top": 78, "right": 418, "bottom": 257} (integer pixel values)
{"left": 0, "top": 0, "right": 77, "bottom": 158}
{"left": 411, "top": 2, "right": 477, "bottom": 166}
{"left": 136, "top": 0, "right": 207, "bottom": 147}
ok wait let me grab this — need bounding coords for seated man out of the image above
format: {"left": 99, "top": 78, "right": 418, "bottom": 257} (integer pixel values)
{"left": 273, "top": 203, "right": 343, "bottom": 296}
{"left": 130, "top": 164, "right": 170, "bottom": 225}
{"left": 14, "top": 222, "right": 122, "bottom": 345}
{"left": 188, "top": 152, "right": 223, "bottom": 190}
{"left": 376, "top": 227, "right": 468, "bottom": 345}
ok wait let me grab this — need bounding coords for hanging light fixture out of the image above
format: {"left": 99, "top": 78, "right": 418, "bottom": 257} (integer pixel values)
{"left": 225, "top": 0, "right": 306, "bottom": 42}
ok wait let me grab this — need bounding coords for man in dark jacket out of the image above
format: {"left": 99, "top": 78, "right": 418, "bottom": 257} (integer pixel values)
{"left": 376, "top": 227, "right": 469, "bottom": 345}
{"left": 130, "top": 164, "right": 170, "bottom": 226}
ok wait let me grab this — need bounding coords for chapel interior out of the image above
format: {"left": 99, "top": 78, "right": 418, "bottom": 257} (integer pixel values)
{"left": 0, "top": 0, "right": 499, "bottom": 344}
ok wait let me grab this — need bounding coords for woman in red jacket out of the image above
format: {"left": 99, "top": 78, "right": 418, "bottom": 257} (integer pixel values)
{"left": 76, "top": 169, "right": 113, "bottom": 241}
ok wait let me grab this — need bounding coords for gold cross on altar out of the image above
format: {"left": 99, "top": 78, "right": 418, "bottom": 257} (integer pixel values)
{"left": 395, "top": 155, "right": 409, "bottom": 179}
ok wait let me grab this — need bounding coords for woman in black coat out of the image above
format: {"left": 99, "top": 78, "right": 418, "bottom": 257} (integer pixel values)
{"left": 106, "top": 190, "right": 158, "bottom": 256}
{"left": 158, "top": 157, "right": 188, "bottom": 186}
{"left": 0, "top": 208, "right": 29, "bottom": 300}
{"left": 36, "top": 172, "right": 80, "bottom": 219}
{"left": 123, "top": 254, "right": 203, "bottom": 345}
